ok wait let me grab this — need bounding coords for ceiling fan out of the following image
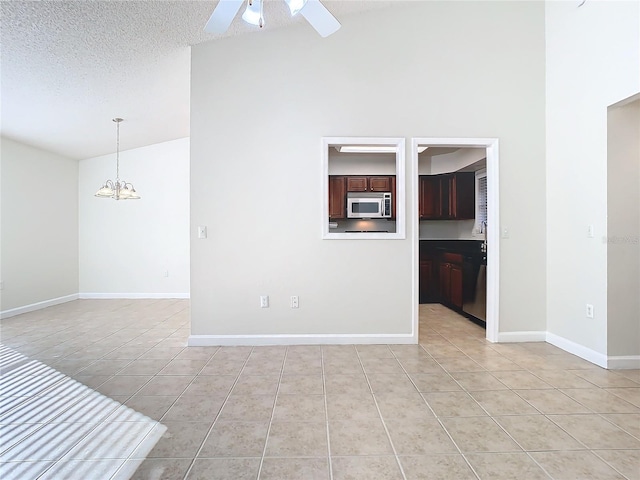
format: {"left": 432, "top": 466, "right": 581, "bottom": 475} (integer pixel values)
{"left": 204, "top": 0, "right": 341, "bottom": 38}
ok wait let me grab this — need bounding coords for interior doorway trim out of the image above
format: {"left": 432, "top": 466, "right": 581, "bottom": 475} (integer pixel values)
{"left": 411, "top": 138, "right": 500, "bottom": 343}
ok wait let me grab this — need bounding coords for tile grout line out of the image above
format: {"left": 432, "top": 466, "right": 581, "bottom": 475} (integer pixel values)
{"left": 320, "top": 346, "right": 334, "bottom": 480}
{"left": 3, "top": 301, "right": 639, "bottom": 478}
{"left": 255, "top": 347, "right": 288, "bottom": 480}
{"left": 181, "top": 346, "right": 255, "bottom": 480}
{"left": 423, "top": 331, "right": 594, "bottom": 480}
{"left": 425, "top": 324, "right": 566, "bottom": 478}
{"left": 37, "top": 315, "right": 191, "bottom": 480}
{"left": 108, "top": 344, "right": 222, "bottom": 480}
{"left": 418, "top": 316, "right": 580, "bottom": 479}
{"left": 395, "top": 344, "right": 482, "bottom": 480}
{"left": 589, "top": 449, "right": 636, "bottom": 480}
{"left": 355, "top": 346, "right": 408, "bottom": 480}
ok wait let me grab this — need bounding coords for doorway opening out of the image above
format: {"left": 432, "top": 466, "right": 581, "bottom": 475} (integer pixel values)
{"left": 411, "top": 138, "right": 500, "bottom": 343}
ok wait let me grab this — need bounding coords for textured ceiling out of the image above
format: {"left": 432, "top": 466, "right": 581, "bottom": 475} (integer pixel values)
{"left": 0, "top": 0, "right": 397, "bottom": 160}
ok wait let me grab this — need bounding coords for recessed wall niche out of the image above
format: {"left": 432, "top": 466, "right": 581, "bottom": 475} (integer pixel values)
{"left": 321, "top": 137, "right": 405, "bottom": 239}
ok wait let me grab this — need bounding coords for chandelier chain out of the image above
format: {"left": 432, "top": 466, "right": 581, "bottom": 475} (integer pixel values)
{"left": 115, "top": 119, "right": 120, "bottom": 181}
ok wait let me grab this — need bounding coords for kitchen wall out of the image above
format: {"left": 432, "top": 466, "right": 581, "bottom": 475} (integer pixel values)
{"left": 0, "top": 137, "right": 79, "bottom": 316}
{"left": 78, "top": 138, "right": 190, "bottom": 298}
{"left": 546, "top": 0, "right": 640, "bottom": 363}
{"left": 419, "top": 148, "right": 486, "bottom": 175}
{"left": 190, "top": 1, "right": 546, "bottom": 341}
{"left": 607, "top": 97, "right": 640, "bottom": 360}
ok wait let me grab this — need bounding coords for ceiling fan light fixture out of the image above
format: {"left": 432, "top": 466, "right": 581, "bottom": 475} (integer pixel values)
{"left": 205, "top": 0, "right": 338, "bottom": 37}
{"left": 285, "top": 0, "right": 308, "bottom": 16}
{"left": 242, "top": 0, "right": 264, "bottom": 27}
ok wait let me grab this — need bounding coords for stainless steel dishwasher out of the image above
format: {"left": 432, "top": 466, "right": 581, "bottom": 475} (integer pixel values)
{"left": 463, "top": 255, "right": 486, "bottom": 322}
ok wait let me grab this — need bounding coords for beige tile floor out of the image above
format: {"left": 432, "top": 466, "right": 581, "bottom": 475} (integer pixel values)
{"left": 0, "top": 299, "right": 639, "bottom": 479}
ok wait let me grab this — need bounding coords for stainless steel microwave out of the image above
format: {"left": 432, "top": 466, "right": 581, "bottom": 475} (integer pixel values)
{"left": 347, "top": 192, "right": 392, "bottom": 219}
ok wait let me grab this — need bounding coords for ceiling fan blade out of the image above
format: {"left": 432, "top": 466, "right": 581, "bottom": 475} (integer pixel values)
{"left": 204, "top": 0, "right": 245, "bottom": 34}
{"left": 300, "top": 0, "right": 341, "bottom": 37}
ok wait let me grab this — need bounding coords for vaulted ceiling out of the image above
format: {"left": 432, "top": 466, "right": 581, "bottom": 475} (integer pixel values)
{"left": 1, "top": 0, "right": 397, "bottom": 160}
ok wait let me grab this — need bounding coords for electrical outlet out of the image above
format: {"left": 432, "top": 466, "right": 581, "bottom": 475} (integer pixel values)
{"left": 290, "top": 296, "right": 299, "bottom": 309}
{"left": 260, "top": 295, "right": 269, "bottom": 308}
{"left": 586, "top": 304, "right": 594, "bottom": 318}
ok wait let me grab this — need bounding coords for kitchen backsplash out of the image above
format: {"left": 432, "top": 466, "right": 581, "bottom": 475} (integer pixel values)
{"left": 419, "top": 219, "right": 481, "bottom": 240}
{"left": 330, "top": 218, "right": 397, "bottom": 233}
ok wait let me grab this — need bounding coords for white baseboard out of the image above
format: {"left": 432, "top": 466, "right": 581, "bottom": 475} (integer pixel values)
{"left": 0, "top": 294, "right": 79, "bottom": 319}
{"left": 497, "top": 331, "right": 547, "bottom": 343}
{"left": 607, "top": 355, "right": 640, "bottom": 369}
{"left": 78, "top": 293, "right": 190, "bottom": 299}
{"left": 545, "top": 331, "right": 608, "bottom": 368}
{"left": 188, "top": 333, "right": 417, "bottom": 347}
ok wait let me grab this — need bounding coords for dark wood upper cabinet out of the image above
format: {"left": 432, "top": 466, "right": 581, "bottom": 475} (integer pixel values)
{"left": 346, "top": 176, "right": 392, "bottom": 192}
{"left": 419, "top": 176, "right": 441, "bottom": 219}
{"left": 419, "top": 172, "right": 475, "bottom": 220}
{"left": 450, "top": 173, "right": 475, "bottom": 220}
{"left": 369, "top": 176, "right": 391, "bottom": 192}
{"left": 329, "top": 175, "right": 396, "bottom": 220}
{"left": 346, "top": 177, "right": 368, "bottom": 192}
{"left": 328, "top": 176, "right": 346, "bottom": 219}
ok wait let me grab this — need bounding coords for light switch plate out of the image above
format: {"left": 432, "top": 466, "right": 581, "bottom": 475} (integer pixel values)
{"left": 198, "top": 226, "right": 207, "bottom": 239}
{"left": 260, "top": 295, "right": 269, "bottom": 308}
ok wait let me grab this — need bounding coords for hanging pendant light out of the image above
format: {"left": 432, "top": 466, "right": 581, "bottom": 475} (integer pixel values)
{"left": 95, "top": 118, "right": 141, "bottom": 200}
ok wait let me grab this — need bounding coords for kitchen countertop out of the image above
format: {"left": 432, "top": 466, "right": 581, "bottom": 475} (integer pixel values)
{"left": 420, "top": 240, "right": 486, "bottom": 265}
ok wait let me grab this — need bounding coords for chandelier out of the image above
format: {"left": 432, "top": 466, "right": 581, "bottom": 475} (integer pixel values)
{"left": 95, "top": 118, "right": 140, "bottom": 200}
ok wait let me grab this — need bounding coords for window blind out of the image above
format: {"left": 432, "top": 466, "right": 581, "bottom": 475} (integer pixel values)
{"left": 477, "top": 175, "right": 488, "bottom": 226}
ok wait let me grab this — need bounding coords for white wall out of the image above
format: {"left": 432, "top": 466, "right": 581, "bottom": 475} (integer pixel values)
{"left": 607, "top": 98, "right": 640, "bottom": 358}
{"left": 0, "top": 137, "right": 79, "bottom": 313}
{"left": 190, "top": 1, "right": 546, "bottom": 341}
{"left": 79, "top": 138, "right": 190, "bottom": 297}
{"left": 546, "top": 0, "right": 640, "bottom": 358}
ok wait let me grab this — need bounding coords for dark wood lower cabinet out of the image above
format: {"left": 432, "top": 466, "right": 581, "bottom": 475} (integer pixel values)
{"left": 449, "top": 264, "right": 463, "bottom": 308}
{"left": 421, "top": 255, "right": 463, "bottom": 309}
{"left": 419, "top": 259, "right": 434, "bottom": 303}
{"left": 439, "top": 262, "right": 451, "bottom": 304}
